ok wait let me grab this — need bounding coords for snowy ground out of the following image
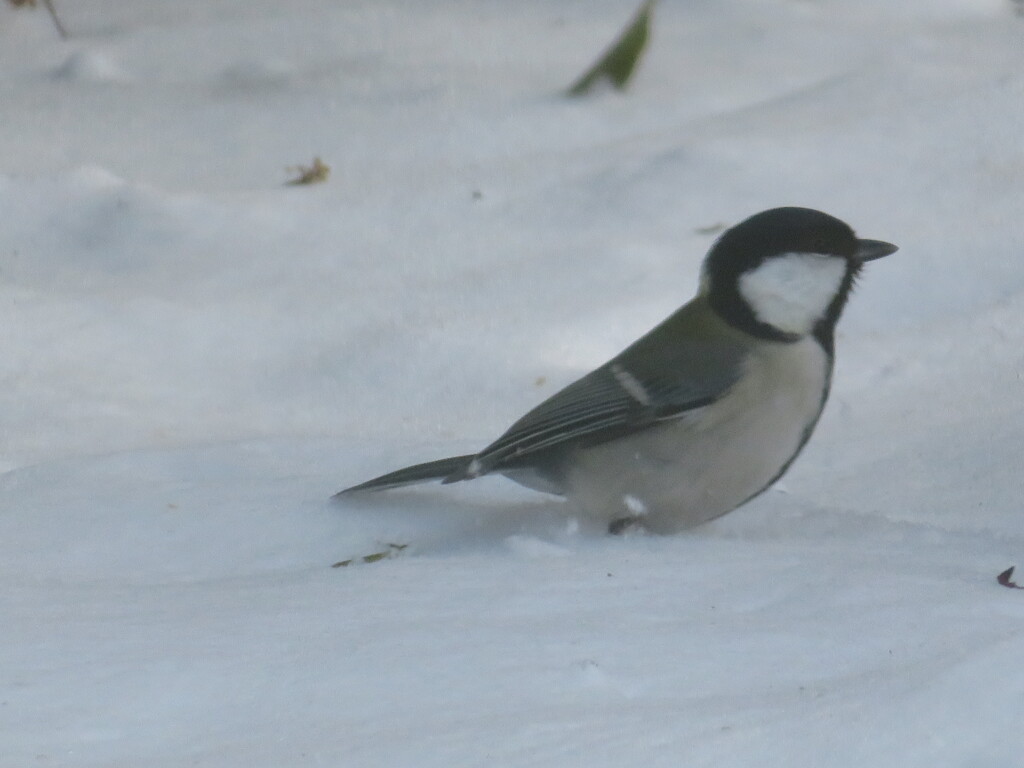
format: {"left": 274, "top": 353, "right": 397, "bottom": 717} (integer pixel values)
{"left": 2, "top": 1, "right": 1024, "bottom": 765}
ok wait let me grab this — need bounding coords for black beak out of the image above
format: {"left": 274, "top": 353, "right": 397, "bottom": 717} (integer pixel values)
{"left": 856, "top": 238, "right": 898, "bottom": 262}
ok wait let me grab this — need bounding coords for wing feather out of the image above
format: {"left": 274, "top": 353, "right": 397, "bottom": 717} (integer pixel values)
{"left": 470, "top": 301, "right": 748, "bottom": 474}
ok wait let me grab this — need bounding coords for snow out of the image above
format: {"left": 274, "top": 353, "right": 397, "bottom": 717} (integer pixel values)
{"left": 2, "top": 1, "right": 1023, "bottom": 765}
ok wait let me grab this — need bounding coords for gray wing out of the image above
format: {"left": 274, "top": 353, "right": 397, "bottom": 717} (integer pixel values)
{"left": 461, "top": 301, "right": 748, "bottom": 477}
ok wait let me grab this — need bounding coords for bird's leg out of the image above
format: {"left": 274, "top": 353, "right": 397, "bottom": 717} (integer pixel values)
{"left": 608, "top": 516, "right": 645, "bottom": 535}
{"left": 609, "top": 492, "right": 651, "bottom": 534}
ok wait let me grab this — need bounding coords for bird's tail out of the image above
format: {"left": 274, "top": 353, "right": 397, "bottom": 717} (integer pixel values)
{"left": 334, "top": 455, "right": 476, "bottom": 497}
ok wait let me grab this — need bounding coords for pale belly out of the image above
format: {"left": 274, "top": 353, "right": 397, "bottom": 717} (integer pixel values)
{"left": 560, "top": 337, "right": 831, "bottom": 532}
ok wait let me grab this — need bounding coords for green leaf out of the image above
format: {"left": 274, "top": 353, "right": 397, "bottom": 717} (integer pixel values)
{"left": 567, "top": 0, "right": 656, "bottom": 97}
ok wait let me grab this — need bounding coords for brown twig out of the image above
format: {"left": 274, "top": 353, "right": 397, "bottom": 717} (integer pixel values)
{"left": 41, "top": 0, "right": 66, "bottom": 37}
{"left": 8, "top": 0, "right": 68, "bottom": 38}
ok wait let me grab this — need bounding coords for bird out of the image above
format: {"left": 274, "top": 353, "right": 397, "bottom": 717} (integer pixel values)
{"left": 336, "top": 207, "right": 897, "bottom": 534}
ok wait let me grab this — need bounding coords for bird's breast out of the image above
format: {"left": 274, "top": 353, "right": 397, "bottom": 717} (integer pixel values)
{"left": 565, "top": 336, "right": 832, "bottom": 532}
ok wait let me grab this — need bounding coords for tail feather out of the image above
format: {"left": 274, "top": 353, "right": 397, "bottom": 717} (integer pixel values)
{"left": 334, "top": 454, "right": 476, "bottom": 497}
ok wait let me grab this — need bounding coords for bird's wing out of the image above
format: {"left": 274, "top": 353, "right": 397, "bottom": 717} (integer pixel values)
{"left": 466, "top": 301, "right": 747, "bottom": 475}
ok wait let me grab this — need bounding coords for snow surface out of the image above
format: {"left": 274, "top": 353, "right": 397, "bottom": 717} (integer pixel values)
{"left": 2, "top": 1, "right": 1024, "bottom": 765}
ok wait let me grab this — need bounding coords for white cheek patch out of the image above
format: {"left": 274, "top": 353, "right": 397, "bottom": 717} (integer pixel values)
{"left": 738, "top": 252, "right": 848, "bottom": 335}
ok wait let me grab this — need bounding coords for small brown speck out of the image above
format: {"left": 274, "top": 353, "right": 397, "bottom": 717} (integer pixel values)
{"left": 285, "top": 157, "right": 330, "bottom": 186}
{"left": 997, "top": 566, "right": 1023, "bottom": 589}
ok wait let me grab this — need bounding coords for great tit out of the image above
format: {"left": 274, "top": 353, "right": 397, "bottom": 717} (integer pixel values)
{"left": 337, "top": 207, "right": 897, "bottom": 534}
